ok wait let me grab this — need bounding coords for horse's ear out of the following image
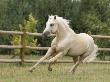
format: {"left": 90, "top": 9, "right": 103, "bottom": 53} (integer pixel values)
{"left": 54, "top": 15, "right": 56, "bottom": 19}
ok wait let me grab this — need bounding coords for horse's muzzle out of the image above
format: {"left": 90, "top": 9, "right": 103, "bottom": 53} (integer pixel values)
{"left": 42, "top": 31, "right": 50, "bottom": 38}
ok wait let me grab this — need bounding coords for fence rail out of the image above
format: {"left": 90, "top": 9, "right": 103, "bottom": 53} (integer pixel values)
{"left": 0, "top": 45, "right": 110, "bottom": 51}
{"left": 0, "top": 30, "right": 54, "bottom": 37}
{"left": 0, "top": 30, "right": 110, "bottom": 38}
{"left": 0, "top": 59, "right": 110, "bottom": 64}
{"left": 0, "top": 30, "right": 110, "bottom": 64}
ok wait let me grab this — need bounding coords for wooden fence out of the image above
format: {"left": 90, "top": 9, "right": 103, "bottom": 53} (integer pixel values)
{"left": 0, "top": 29, "right": 110, "bottom": 64}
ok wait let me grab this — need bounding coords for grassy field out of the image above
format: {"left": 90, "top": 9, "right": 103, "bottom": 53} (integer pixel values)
{"left": 0, "top": 62, "right": 110, "bottom": 82}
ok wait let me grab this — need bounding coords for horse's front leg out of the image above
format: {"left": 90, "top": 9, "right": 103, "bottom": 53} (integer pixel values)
{"left": 48, "top": 52, "right": 63, "bottom": 71}
{"left": 48, "top": 52, "right": 57, "bottom": 71}
{"left": 48, "top": 59, "right": 57, "bottom": 71}
{"left": 29, "top": 47, "right": 55, "bottom": 72}
{"left": 49, "top": 52, "right": 63, "bottom": 63}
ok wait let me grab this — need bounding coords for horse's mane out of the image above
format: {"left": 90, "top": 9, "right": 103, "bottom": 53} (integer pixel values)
{"left": 56, "top": 15, "right": 75, "bottom": 34}
{"left": 56, "top": 16, "right": 70, "bottom": 28}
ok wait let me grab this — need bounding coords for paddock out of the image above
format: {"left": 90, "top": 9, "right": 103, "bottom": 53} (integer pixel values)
{"left": 0, "top": 56, "right": 110, "bottom": 82}
{"left": 0, "top": 30, "right": 110, "bottom": 82}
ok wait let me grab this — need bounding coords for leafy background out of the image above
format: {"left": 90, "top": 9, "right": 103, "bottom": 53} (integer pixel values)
{"left": 0, "top": 0, "right": 109, "bottom": 60}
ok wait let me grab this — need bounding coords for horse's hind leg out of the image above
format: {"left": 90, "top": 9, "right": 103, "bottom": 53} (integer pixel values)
{"left": 72, "top": 56, "right": 79, "bottom": 64}
{"left": 69, "top": 55, "right": 86, "bottom": 74}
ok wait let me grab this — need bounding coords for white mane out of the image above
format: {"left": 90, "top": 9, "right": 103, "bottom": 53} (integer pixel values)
{"left": 55, "top": 15, "right": 75, "bottom": 34}
{"left": 57, "top": 16, "right": 70, "bottom": 27}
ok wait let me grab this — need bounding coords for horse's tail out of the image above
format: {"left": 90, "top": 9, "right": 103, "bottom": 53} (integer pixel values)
{"left": 83, "top": 44, "right": 98, "bottom": 62}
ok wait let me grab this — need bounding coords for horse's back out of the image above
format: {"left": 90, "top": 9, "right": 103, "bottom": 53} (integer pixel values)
{"left": 68, "top": 33, "right": 94, "bottom": 56}
{"left": 78, "top": 33, "right": 94, "bottom": 42}
{"left": 78, "top": 33, "right": 95, "bottom": 51}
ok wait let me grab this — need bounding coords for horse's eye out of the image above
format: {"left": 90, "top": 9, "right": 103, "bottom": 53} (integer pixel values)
{"left": 50, "top": 24, "right": 54, "bottom": 27}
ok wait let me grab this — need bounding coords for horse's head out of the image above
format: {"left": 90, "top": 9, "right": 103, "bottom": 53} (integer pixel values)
{"left": 42, "top": 15, "right": 58, "bottom": 37}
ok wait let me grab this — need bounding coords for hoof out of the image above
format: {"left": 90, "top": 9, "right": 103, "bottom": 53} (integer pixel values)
{"left": 29, "top": 69, "right": 33, "bottom": 73}
{"left": 48, "top": 67, "right": 52, "bottom": 71}
{"left": 69, "top": 70, "right": 75, "bottom": 74}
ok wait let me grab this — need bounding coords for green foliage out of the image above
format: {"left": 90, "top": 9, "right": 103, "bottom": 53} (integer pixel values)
{"left": 19, "top": 13, "right": 37, "bottom": 47}
{"left": 76, "top": 0, "right": 110, "bottom": 34}
{"left": 78, "top": 12, "right": 108, "bottom": 34}
{"left": 11, "top": 13, "right": 37, "bottom": 55}
{"left": 11, "top": 35, "right": 21, "bottom": 45}
{"left": 24, "top": 13, "right": 37, "bottom": 32}
{"left": 11, "top": 35, "right": 21, "bottom": 55}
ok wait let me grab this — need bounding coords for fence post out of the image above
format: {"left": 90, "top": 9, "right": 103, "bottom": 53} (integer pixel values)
{"left": 20, "top": 24, "right": 27, "bottom": 65}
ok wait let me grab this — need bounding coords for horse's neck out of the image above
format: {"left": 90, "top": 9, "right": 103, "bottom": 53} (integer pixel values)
{"left": 56, "top": 22, "right": 76, "bottom": 42}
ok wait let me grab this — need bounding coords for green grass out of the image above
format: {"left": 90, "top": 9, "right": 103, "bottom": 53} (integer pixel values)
{"left": 0, "top": 63, "right": 110, "bottom": 82}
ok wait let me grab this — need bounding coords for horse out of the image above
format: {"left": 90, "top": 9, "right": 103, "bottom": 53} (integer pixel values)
{"left": 29, "top": 15, "right": 98, "bottom": 73}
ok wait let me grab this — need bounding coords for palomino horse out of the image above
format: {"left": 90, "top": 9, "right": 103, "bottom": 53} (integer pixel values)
{"left": 29, "top": 15, "right": 98, "bottom": 73}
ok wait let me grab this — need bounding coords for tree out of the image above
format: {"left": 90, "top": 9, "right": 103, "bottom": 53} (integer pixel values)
{"left": 11, "top": 13, "right": 38, "bottom": 56}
